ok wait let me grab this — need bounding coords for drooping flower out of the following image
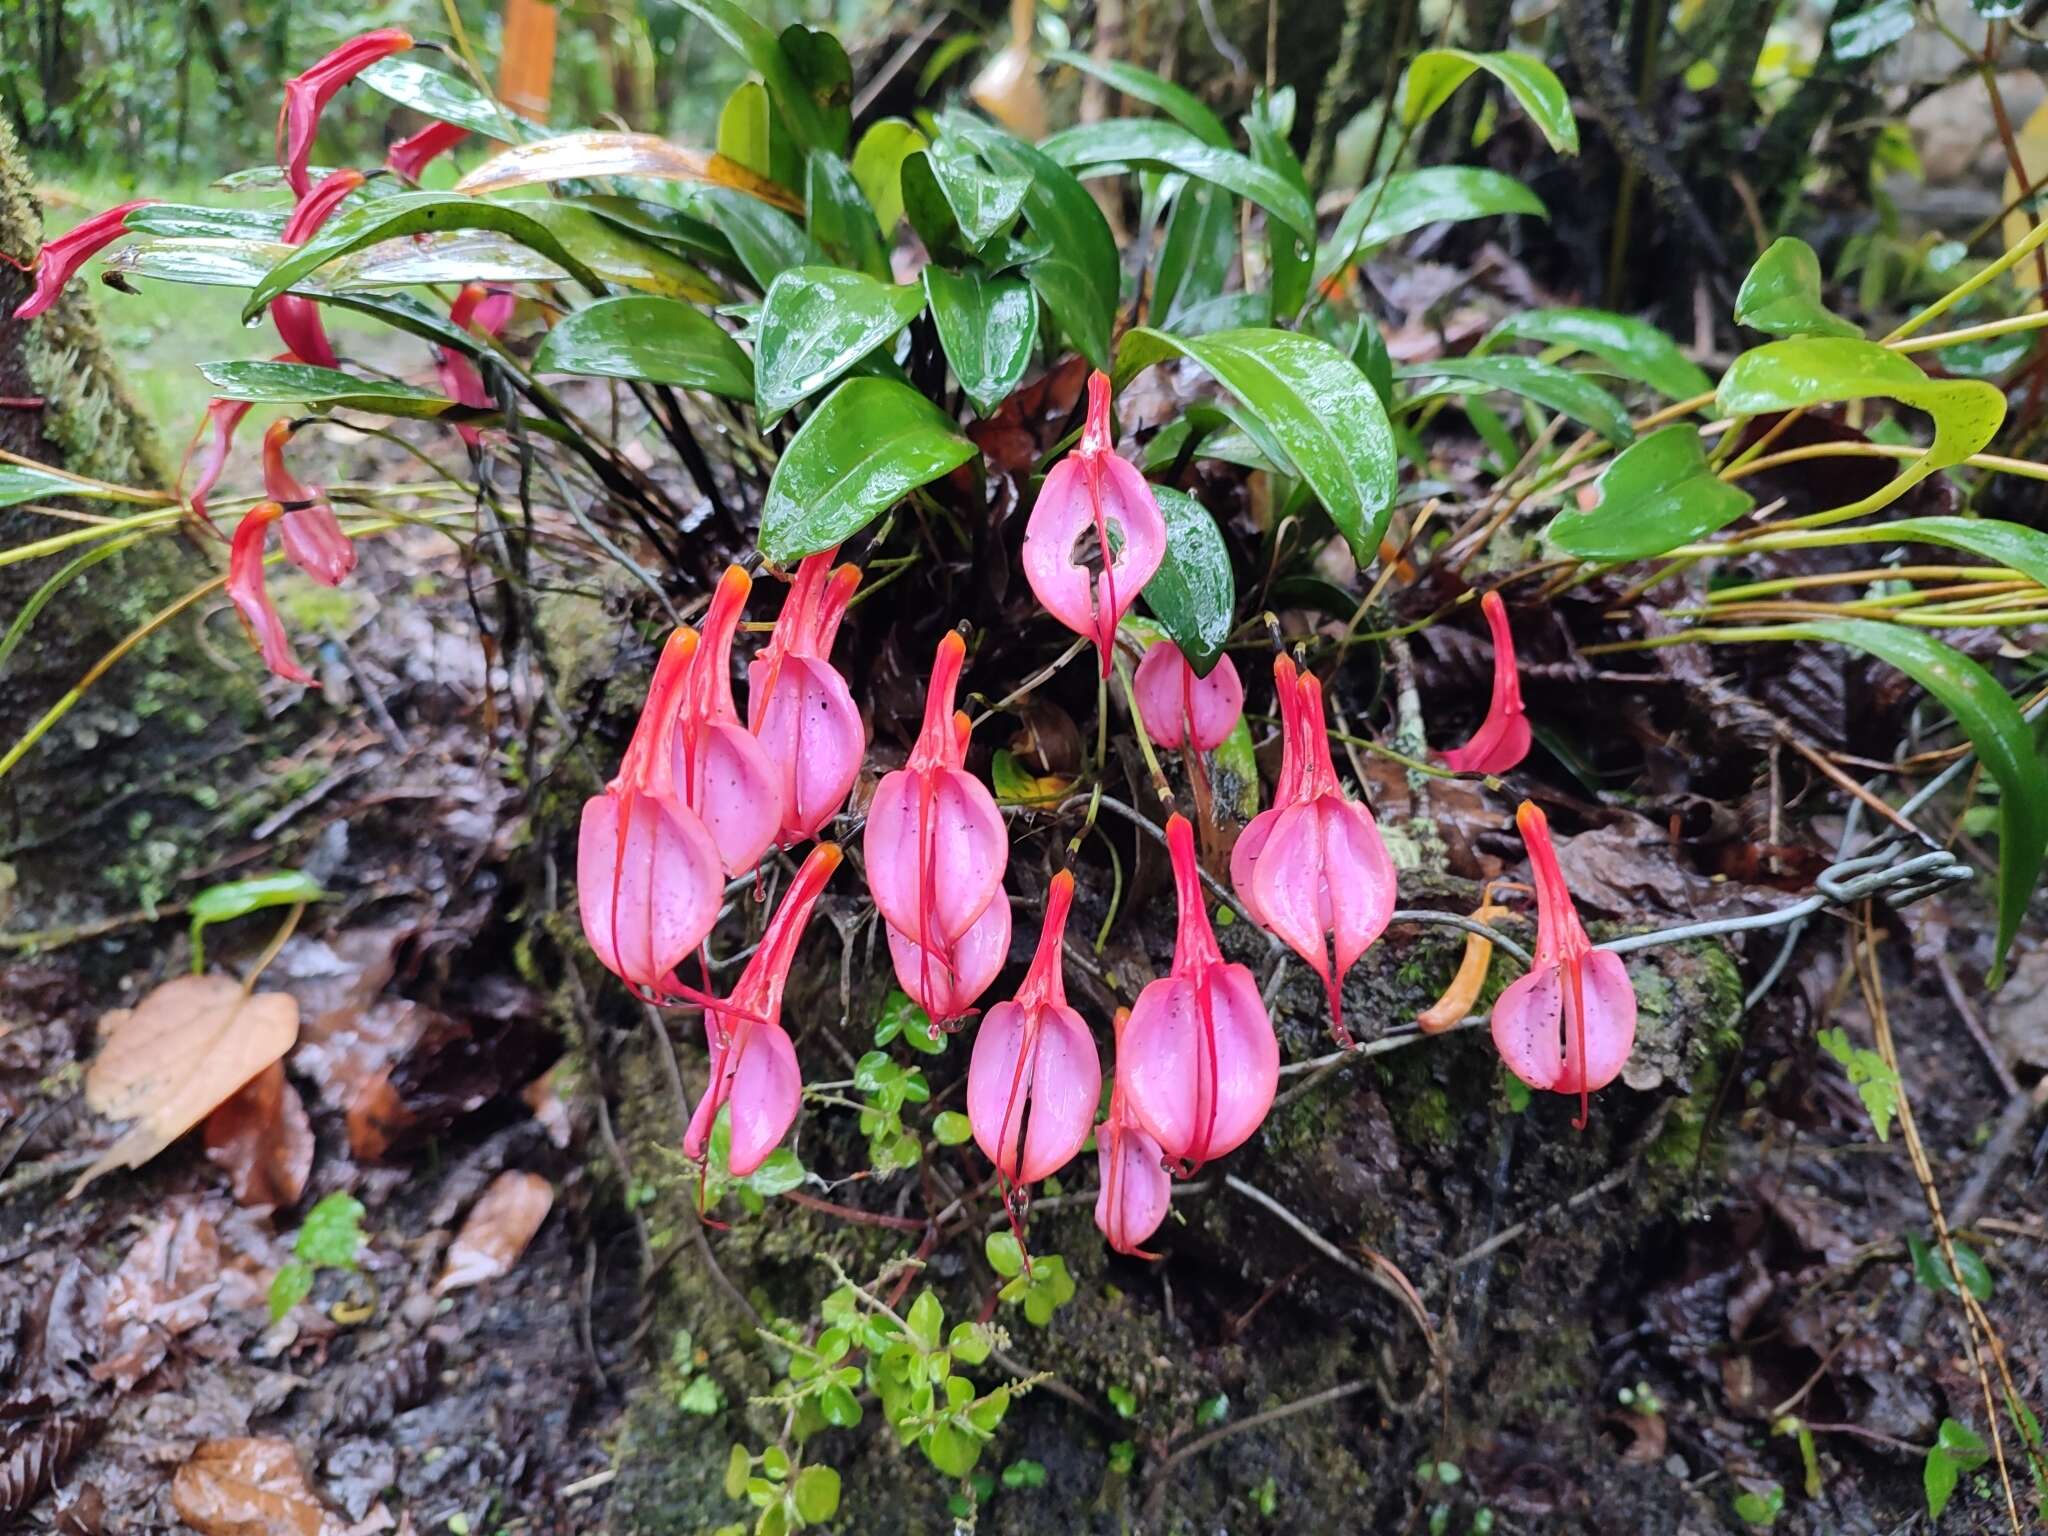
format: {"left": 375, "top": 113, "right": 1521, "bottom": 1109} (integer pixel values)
{"left": 10, "top": 200, "right": 157, "bottom": 320}
{"left": 885, "top": 885, "right": 1011, "bottom": 1026}
{"left": 1438, "top": 591, "right": 1530, "bottom": 775}
{"left": 1229, "top": 653, "right": 1306, "bottom": 925}
{"left": 435, "top": 284, "right": 516, "bottom": 445}
{"left": 261, "top": 420, "right": 355, "bottom": 586}
{"left": 1021, "top": 371, "right": 1166, "bottom": 676}
{"left": 682, "top": 842, "right": 842, "bottom": 1176}
{"left": 864, "top": 631, "right": 1010, "bottom": 1024}
{"left": 227, "top": 502, "right": 313, "bottom": 687}
{"left": 1491, "top": 802, "right": 1638, "bottom": 1128}
{"left": 270, "top": 167, "right": 364, "bottom": 370}
{"left": 1132, "top": 640, "right": 1242, "bottom": 752}
{"left": 967, "top": 871, "right": 1101, "bottom": 1192}
{"left": 180, "top": 396, "right": 255, "bottom": 528}
{"left": 387, "top": 119, "right": 470, "bottom": 182}
{"left": 1095, "top": 1008, "right": 1171, "bottom": 1259}
{"left": 747, "top": 550, "right": 865, "bottom": 845}
{"left": 1121, "top": 813, "right": 1278, "bottom": 1171}
{"left": 671, "top": 566, "right": 784, "bottom": 877}
{"left": 576, "top": 628, "right": 726, "bottom": 1000}
{"left": 278, "top": 28, "right": 413, "bottom": 197}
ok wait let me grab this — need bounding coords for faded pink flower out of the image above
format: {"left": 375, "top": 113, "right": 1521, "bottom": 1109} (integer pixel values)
{"left": 1095, "top": 1007, "right": 1171, "bottom": 1258}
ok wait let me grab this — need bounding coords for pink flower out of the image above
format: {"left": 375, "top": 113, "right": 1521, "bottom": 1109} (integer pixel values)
{"left": 1121, "top": 813, "right": 1278, "bottom": 1171}
{"left": 436, "top": 284, "right": 515, "bottom": 445}
{"left": 967, "top": 871, "right": 1101, "bottom": 1191}
{"left": 1491, "top": 802, "right": 1637, "bottom": 1128}
{"left": 227, "top": 502, "right": 313, "bottom": 687}
{"left": 278, "top": 29, "right": 413, "bottom": 197}
{"left": 671, "top": 566, "right": 785, "bottom": 876}
{"left": 577, "top": 627, "right": 725, "bottom": 1000}
{"left": 271, "top": 167, "right": 364, "bottom": 369}
{"left": 387, "top": 119, "right": 470, "bottom": 182}
{"left": 864, "top": 631, "right": 1010, "bottom": 1028}
{"left": 180, "top": 397, "right": 255, "bottom": 528}
{"left": 884, "top": 885, "right": 1011, "bottom": 1024}
{"left": 1438, "top": 592, "right": 1530, "bottom": 775}
{"left": 11, "top": 200, "right": 156, "bottom": 320}
{"left": 1229, "top": 653, "right": 1306, "bottom": 924}
{"left": 747, "top": 550, "right": 865, "bottom": 845}
{"left": 683, "top": 843, "right": 843, "bottom": 1176}
{"left": 261, "top": 420, "right": 355, "bottom": 586}
{"left": 1021, "top": 370, "right": 1166, "bottom": 675}
{"left": 1095, "top": 1008, "right": 1171, "bottom": 1258}
{"left": 1132, "top": 640, "right": 1242, "bottom": 752}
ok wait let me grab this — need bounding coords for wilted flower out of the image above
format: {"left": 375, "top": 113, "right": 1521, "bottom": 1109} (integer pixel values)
{"left": 261, "top": 420, "right": 355, "bottom": 586}
{"left": 10, "top": 200, "right": 156, "bottom": 320}
{"left": 1438, "top": 591, "right": 1530, "bottom": 775}
{"left": 270, "top": 167, "right": 364, "bottom": 370}
{"left": 180, "top": 396, "right": 255, "bottom": 528}
{"left": 1132, "top": 640, "right": 1242, "bottom": 753}
{"left": 278, "top": 28, "right": 413, "bottom": 197}
{"left": 1094, "top": 1008, "right": 1172, "bottom": 1258}
{"left": 387, "top": 119, "right": 470, "bottom": 182}
{"left": 670, "top": 566, "right": 784, "bottom": 877}
{"left": 747, "top": 550, "right": 865, "bottom": 845}
{"left": 227, "top": 502, "right": 312, "bottom": 687}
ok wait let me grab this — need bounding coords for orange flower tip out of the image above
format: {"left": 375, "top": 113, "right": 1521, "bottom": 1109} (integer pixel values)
{"left": 1048, "top": 869, "right": 1076, "bottom": 898}
{"left": 1514, "top": 800, "right": 1546, "bottom": 840}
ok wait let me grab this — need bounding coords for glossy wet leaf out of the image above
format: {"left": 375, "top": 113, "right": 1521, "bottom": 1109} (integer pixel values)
{"left": 359, "top": 55, "right": 511, "bottom": 136}
{"left": 1244, "top": 89, "right": 1312, "bottom": 316}
{"left": 1821, "top": 515, "right": 2048, "bottom": 593}
{"left": 187, "top": 871, "right": 326, "bottom": 973}
{"left": 1831, "top": 0, "right": 1916, "bottom": 60}
{"left": 1399, "top": 355, "right": 1633, "bottom": 443}
{"left": 1734, "top": 238, "right": 1862, "bottom": 338}
{"left": 851, "top": 118, "right": 927, "bottom": 236}
{"left": 1143, "top": 486, "right": 1236, "bottom": 674}
{"left": 533, "top": 294, "right": 755, "bottom": 400}
{"left": 1042, "top": 118, "right": 1315, "bottom": 239}
{"left": 674, "top": 0, "right": 840, "bottom": 153}
{"left": 1153, "top": 179, "right": 1235, "bottom": 326}
{"left": 697, "top": 186, "right": 823, "bottom": 289}
{"left": 1117, "top": 325, "right": 1398, "bottom": 565}
{"left": 1924, "top": 1417, "right": 1989, "bottom": 1519}
{"left": 758, "top": 376, "right": 978, "bottom": 562}
{"left": 717, "top": 80, "right": 773, "bottom": 176}
{"left": 0, "top": 462, "right": 130, "bottom": 509}
{"left": 1398, "top": 49, "right": 1578, "bottom": 152}
{"left": 453, "top": 130, "right": 801, "bottom": 210}
{"left": 172, "top": 1438, "right": 328, "bottom": 1536}
{"left": 436, "top": 1170, "right": 554, "bottom": 1294}
{"left": 902, "top": 140, "right": 1029, "bottom": 261}
{"left": 124, "top": 204, "right": 289, "bottom": 241}
{"left": 1548, "top": 424, "right": 1753, "bottom": 558}
{"left": 1317, "top": 167, "right": 1546, "bottom": 286}
{"left": 1486, "top": 307, "right": 1712, "bottom": 401}
{"left": 756, "top": 266, "right": 924, "bottom": 418}
{"left": 923, "top": 267, "right": 1038, "bottom": 416}
{"left": 107, "top": 236, "right": 294, "bottom": 290}
{"left": 570, "top": 195, "right": 741, "bottom": 273}
{"left": 1047, "top": 50, "right": 1231, "bottom": 145}
{"left": 197, "top": 360, "right": 458, "bottom": 418}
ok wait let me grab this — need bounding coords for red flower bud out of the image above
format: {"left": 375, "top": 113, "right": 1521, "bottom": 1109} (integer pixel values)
{"left": 278, "top": 29, "right": 412, "bottom": 198}
{"left": 1438, "top": 591, "right": 1530, "bottom": 775}
{"left": 387, "top": 120, "right": 470, "bottom": 182}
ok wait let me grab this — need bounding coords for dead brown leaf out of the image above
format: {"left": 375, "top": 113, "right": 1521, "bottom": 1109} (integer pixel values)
{"left": 171, "top": 1438, "right": 335, "bottom": 1536}
{"left": 435, "top": 1171, "right": 553, "bottom": 1296}
{"left": 204, "top": 1062, "right": 314, "bottom": 1209}
{"left": 93, "top": 1204, "right": 221, "bottom": 1388}
{"left": 72, "top": 976, "right": 299, "bottom": 1197}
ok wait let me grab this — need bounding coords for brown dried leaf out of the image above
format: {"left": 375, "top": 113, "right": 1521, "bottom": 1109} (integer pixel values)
{"left": 93, "top": 1205, "right": 221, "bottom": 1388}
{"left": 171, "top": 1438, "right": 334, "bottom": 1536}
{"left": 72, "top": 976, "right": 299, "bottom": 1196}
{"left": 453, "top": 131, "right": 802, "bottom": 211}
{"left": 435, "top": 1171, "right": 553, "bottom": 1296}
{"left": 0, "top": 1416, "right": 99, "bottom": 1521}
{"left": 204, "top": 1062, "right": 314, "bottom": 1209}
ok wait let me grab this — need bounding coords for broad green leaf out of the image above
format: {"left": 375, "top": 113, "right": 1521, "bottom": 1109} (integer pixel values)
{"left": 197, "top": 360, "right": 458, "bottom": 418}
{"left": 1924, "top": 1418, "right": 1990, "bottom": 1521}
{"left": 268, "top": 1261, "right": 313, "bottom": 1323}
{"left": 805, "top": 150, "right": 889, "bottom": 279}
{"left": 1316, "top": 167, "right": 1546, "bottom": 286}
{"left": 359, "top": 56, "right": 512, "bottom": 137}
{"left": 755, "top": 266, "right": 924, "bottom": 418}
{"left": 1398, "top": 49, "right": 1578, "bottom": 153}
{"left": 923, "top": 268, "right": 1038, "bottom": 416}
{"left": 851, "top": 118, "right": 927, "bottom": 237}
{"left": 673, "top": 0, "right": 838, "bottom": 153}
{"left": 1831, "top": 0, "right": 1916, "bottom": 60}
{"left": 1399, "top": 355, "right": 1633, "bottom": 443}
{"left": 791, "top": 1466, "right": 841, "bottom": 1523}
{"left": 777, "top": 24, "right": 854, "bottom": 155}
{"left": 944, "top": 113, "right": 1120, "bottom": 370}
{"left": 329, "top": 229, "right": 567, "bottom": 289}
{"left": 697, "top": 187, "right": 824, "bottom": 290}
{"left": 1143, "top": 486, "right": 1235, "bottom": 674}
{"left": 1115, "top": 326, "right": 1398, "bottom": 566}
{"left": 1041, "top": 118, "right": 1314, "bottom": 239}
{"left": 716, "top": 80, "right": 773, "bottom": 177}
{"left": 1716, "top": 337, "right": 2005, "bottom": 521}
{"left": 1046, "top": 50, "right": 1231, "bottom": 147}
{"left": 533, "top": 295, "right": 754, "bottom": 401}
{"left": 1789, "top": 620, "right": 2045, "bottom": 984}
{"left": 1172, "top": 291, "right": 1272, "bottom": 336}
{"left": 1906, "top": 1230, "right": 1994, "bottom": 1301}
{"left": 1735, "top": 239, "right": 1862, "bottom": 338}
{"left": 124, "top": 204, "right": 288, "bottom": 241}
{"left": 1486, "top": 308, "right": 1712, "bottom": 401}
{"left": 1244, "top": 88, "right": 1312, "bottom": 317}
{"left": 902, "top": 140, "right": 1029, "bottom": 260}
{"left": 453, "top": 131, "right": 800, "bottom": 211}
{"left": 108, "top": 237, "right": 293, "bottom": 290}
{"left": 984, "top": 1231, "right": 1025, "bottom": 1277}
{"left": 1153, "top": 179, "right": 1235, "bottom": 326}
{"left": 1818, "top": 515, "right": 2048, "bottom": 593}
{"left": 568, "top": 195, "right": 741, "bottom": 274}
{"left": 758, "top": 377, "right": 978, "bottom": 562}
{"left": 1548, "top": 425, "right": 1753, "bottom": 557}
{"left": 0, "top": 463, "right": 128, "bottom": 509}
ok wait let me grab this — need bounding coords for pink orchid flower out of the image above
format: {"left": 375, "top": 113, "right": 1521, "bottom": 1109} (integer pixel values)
{"left": 747, "top": 551, "right": 865, "bottom": 845}
{"left": 278, "top": 28, "right": 413, "bottom": 197}
{"left": 968, "top": 870, "right": 1101, "bottom": 1193}
{"left": 1439, "top": 591, "right": 1530, "bottom": 775}
{"left": 436, "top": 284, "right": 516, "bottom": 445}
{"left": 388, "top": 120, "right": 470, "bottom": 182}
{"left": 1229, "top": 653, "right": 1306, "bottom": 927}
{"left": 10, "top": 199, "right": 157, "bottom": 320}
{"left": 1491, "top": 802, "right": 1637, "bottom": 1128}
{"left": 1121, "top": 813, "right": 1278, "bottom": 1172}
{"left": 1021, "top": 370, "right": 1166, "bottom": 676}
{"left": 671, "top": 566, "right": 784, "bottom": 877}
{"left": 885, "top": 884, "right": 1011, "bottom": 1026}
{"left": 180, "top": 396, "right": 256, "bottom": 528}
{"left": 261, "top": 419, "right": 355, "bottom": 586}
{"left": 1241, "top": 664, "right": 1397, "bottom": 1048}
{"left": 683, "top": 842, "right": 843, "bottom": 1176}
{"left": 864, "top": 630, "right": 1010, "bottom": 1023}
{"left": 227, "top": 502, "right": 313, "bottom": 687}
{"left": 271, "top": 167, "right": 363, "bottom": 370}
{"left": 577, "top": 627, "right": 726, "bottom": 1000}
{"left": 1133, "top": 639, "right": 1242, "bottom": 752}
{"left": 1095, "top": 1008, "right": 1172, "bottom": 1259}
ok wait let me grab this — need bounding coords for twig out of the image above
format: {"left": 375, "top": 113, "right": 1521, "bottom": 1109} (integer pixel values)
{"left": 1152, "top": 1378, "right": 1370, "bottom": 1479}
{"left": 1448, "top": 1103, "right": 1673, "bottom": 1273}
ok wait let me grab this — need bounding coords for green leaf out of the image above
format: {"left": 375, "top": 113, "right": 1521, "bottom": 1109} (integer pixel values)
{"left": 187, "top": 872, "right": 326, "bottom": 973}
{"left": 901, "top": 140, "right": 1029, "bottom": 261}
{"left": 1316, "top": 167, "right": 1546, "bottom": 287}
{"left": 725, "top": 1444, "right": 752, "bottom": 1500}
{"left": 1906, "top": 1231, "right": 1994, "bottom": 1301}
{"left": 1717, "top": 337, "right": 2006, "bottom": 521}
{"left": 923, "top": 268, "right": 1038, "bottom": 416}
{"left": 1041, "top": 118, "right": 1314, "bottom": 240}
{"left": 1485, "top": 308, "right": 1712, "bottom": 401}
{"left": 791, "top": 1465, "right": 841, "bottom": 1523}
{"left": 1831, "top": 0, "right": 1916, "bottom": 61}
{"left": 755, "top": 266, "right": 924, "bottom": 419}
{"left": 267, "top": 1261, "right": 313, "bottom": 1323}
{"left": 0, "top": 463, "right": 130, "bottom": 509}
{"left": 295, "top": 1191, "right": 366, "bottom": 1268}
{"left": 1046, "top": 51, "right": 1231, "bottom": 146}
{"left": 873, "top": 987, "right": 944, "bottom": 1055}
{"left": 1399, "top": 355, "right": 1633, "bottom": 444}
{"left": 1115, "top": 326, "right": 1398, "bottom": 567}
{"left": 359, "top": 56, "right": 511, "bottom": 137}
{"left": 1397, "top": 49, "right": 1578, "bottom": 152}
{"left": 1925, "top": 1418, "right": 1989, "bottom": 1518}
{"left": 932, "top": 1110, "right": 973, "bottom": 1146}
{"left": 984, "top": 1231, "right": 1026, "bottom": 1278}
{"left": 1818, "top": 516, "right": 2048, "bottom": 595}
{"left": 1001, "top": 1458, "right": 1048, "bottom": 1490}
{"left": 851, "top": 118, "right": 927, "bottom": 237}
{"left": 570, "top": 196, "right": 742, "bottom": 275}
{"left": 758, "top": 377, "right": 977, "bottom": 562}
{"left": 778, "top": 24, "right": 854, "bottom": 155}
{"left": 698, "top": 187, "right": 824, "bottom": 290}
{"left": 1788, "top": 620, "right": 2046, "bottom": 984}
{"left": 196, "top": 361, "right": 458, "bottom": 419}
{"left": 717, "top": 81, "right": 774, "bottom": 177}
{"left": 1142, "top": 486, "right": 1235, "bottom": 674}
{"left": 1244, "top": 89, "right": 1312, "bottom": 317}
{"left": 906, "top": 1290, "right": 944, "bottom": 1348}
{"left": 922, "top": 1424, "right": 982, "bottom": 1477}
{"left": 533, "top": 295, "right": 755, "bottom": 401}
{"left": 124, "top": 204, "right": 290, "bottom": 241}
{"left": 677, "top": 1374, "right": 725, "bottom": 1414}
{"left": 1735, "top": 239, "right": 1862, "bottom": 338}
{"left": 1107, "top": 1384, "right": 1138, "bottom": 1418}
{"left": 805, "top": 150, "right": 889, "bottom": 279}
{"left": 675, "top": 0, "right": 838, "bottom": 153}
{"left": 944, "top": 113, "right": 1120, "bottom": 371}
{"left": 1548, "top": 425, "right": 1754, "bottom": 558}
{"left": 107, "top": 237, "right": 294, "bottom": 290}
{"left": 741, "top": 1148, "right": 807, "bottom": 1198}
{"left": 1153, "top": 180, "right": 1236, "bottom": 326}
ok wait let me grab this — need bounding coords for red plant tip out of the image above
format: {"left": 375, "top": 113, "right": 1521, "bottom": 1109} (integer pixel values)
{"left": 387, "top": 119, "right": 470, "bottom": 183}
{"left": 663, "top": 568, "right": 782, "bottom": 877}
{"left": 1438, "top": 590, "right": 1531, "bottom": 776}
{"left": 269, "top": 168, "right": 364, "bottom": 370}
{"left": 227, "top": 503, "right": 313, "bottom": 687}
{"left": 260, "top": 420, "right": 354, "bottom": 586}
{"left": 278, "top": 29, "right": 414, "bottom": 197}
{"left": 1080, "top": 368, "right": 1114, "bottom": 455}
{"left": 11, "top": 200, "right": 157, "bottom": 320}
{"left": 748, "top": 550, "right": 865, "bottom": 845}
{"left": 1132, "top": 640, "right": 1243, "bottom": 752}
{"left": 1491, "top": 801, "right": 1638, "bottom": 1129}
{"left": 179, "top": 397, "right": 256, "bottom": 528}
